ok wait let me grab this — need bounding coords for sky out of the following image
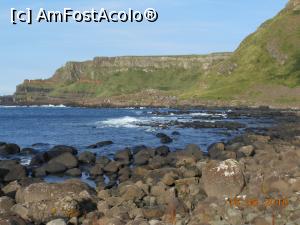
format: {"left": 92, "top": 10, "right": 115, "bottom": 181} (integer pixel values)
{"left": 0, "top": 0, "right": 288, "bottom": 95}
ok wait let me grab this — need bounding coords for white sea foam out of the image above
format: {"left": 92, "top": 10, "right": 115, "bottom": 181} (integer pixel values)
{"left": 39, "top": 104, "right": 67, "bottom": 108}
{"left": 190, "top": 112, "right": 227, "bottom": 118}
{"left": 97, "top": 116, "right": 144, "bottom": 128}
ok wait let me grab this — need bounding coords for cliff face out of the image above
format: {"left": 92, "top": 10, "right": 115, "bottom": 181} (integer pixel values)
{"left": 13, "top": 0, "right": 300, "bottom": 107}
{"left": 14, "top": 54, "right": 230, "bottom": 106}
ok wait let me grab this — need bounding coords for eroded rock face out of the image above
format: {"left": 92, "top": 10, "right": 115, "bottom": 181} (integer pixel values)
{"left": 202, "top": 159, "right": 245, "bottom": 198}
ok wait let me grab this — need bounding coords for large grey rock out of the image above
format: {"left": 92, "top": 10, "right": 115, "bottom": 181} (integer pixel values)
{"left": 0, "top": 162, "right": 27, "bottom": 182}
{"left": 16, "top": 179, "right": 95, "bottom": 204}
{"left": 14, "top": 180, "right": 96, "bottom": 223}
{"left": 47, "top": 153, "right": 78, "bottom": 169}
{"left": 44, "top": 163, "right": 67, "bottom": 174}
{"left": 0, "top": 144, "right": 20, "bottom": 155}
{"left": 202, "top": 159, "right": 245, "bottom": 199}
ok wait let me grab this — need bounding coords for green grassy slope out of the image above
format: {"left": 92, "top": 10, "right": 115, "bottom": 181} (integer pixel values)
{"left": 192, "top": 0, "right": 300, "bottom": 104}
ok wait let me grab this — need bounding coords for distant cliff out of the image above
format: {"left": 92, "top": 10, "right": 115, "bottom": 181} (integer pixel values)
{"left": 13, "top": 0, "right": 300, "bottom": 108}
{"left": 14, "top": 54, "right": 230, "bottom": 107}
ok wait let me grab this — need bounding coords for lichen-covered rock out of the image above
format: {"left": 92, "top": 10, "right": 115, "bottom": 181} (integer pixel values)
{"left": 202, "top": 159, "right": 245, "bottom": 198}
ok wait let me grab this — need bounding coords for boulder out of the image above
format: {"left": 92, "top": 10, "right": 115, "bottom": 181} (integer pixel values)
{"left": 0, "top": 216, "right": 27, "bottom": 225}
{"left": 0, "top": 162, "right": 28, "bottom": 182}
{"left": 103, "top": 161, "right": 121, "bottom": 174}
{"left": 78, "top": 151, "right": 96, "bottom": 164}
{"left": 114, "top": 148, "right": 131, "bottom": 165}
{"left": 119, "top": 184, "right": 145, "bottom": 202}
{"left": 184, "top": 144, "right": 204, "bottom": 160}
{"left": 238, "top": 145, "right": 255, "bottom": 157}
{"left": 47, "top": 153, "right": 78, "bottom": 169}
{"left": 155, "top": 146, "right": 170, "bottom": 157}
{"left": 44, "top": 163, "right": 67, "bottom": 174}
{"left": 88, "top": 141, "right": 113, "bottom": 149}
{"left": 156, "top": 133, "right": 173, "bottom": 144}
{"left": 65, "top": 168, "right": 82, "bottom": 177}
{"left": 89, "top": 164, "right": 104, "bottom": 178}
{"left": 0, "top": 196, "right": 15, "bottom": 215}
{"left": 207, "top": 142, "right": 225, "bottom": 159}
{"left": 0, "top": 144, "right": 20, "bottom": 155}
{"left": 16, "top": 179, "right": 95, "bottom": 204}
{"left": 96, "top": 156, "right": 111, "bottom": 167}
{"left": 48, "top": 145, "right": 78, "bottom": 157}
{"left": 134, "top": 149, "right": 153, "bottom": 166}
{"left": 202, "top": 159, "right": 245, "bottom": 198}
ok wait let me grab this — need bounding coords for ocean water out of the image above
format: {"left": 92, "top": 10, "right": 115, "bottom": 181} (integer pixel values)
{"left": 0, "top": 106, "right": 273, "bottom": 163}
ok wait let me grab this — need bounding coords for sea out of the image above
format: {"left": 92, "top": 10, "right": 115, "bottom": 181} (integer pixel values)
{"left": 0, "top": 105, "right": 273, "bottom": 163}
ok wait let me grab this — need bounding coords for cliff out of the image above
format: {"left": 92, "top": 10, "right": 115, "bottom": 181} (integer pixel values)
{"left": 13, "top": 0, "right": 300, "bottom": 108}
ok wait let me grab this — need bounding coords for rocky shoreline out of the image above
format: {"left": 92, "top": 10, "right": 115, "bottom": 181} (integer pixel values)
{"left": 0, "top": 110, "right": 299, "bottom": 225}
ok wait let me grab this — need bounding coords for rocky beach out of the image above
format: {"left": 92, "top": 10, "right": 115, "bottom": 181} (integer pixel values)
{"left": 0, "top": 107, "right": 299, "bottom": 225}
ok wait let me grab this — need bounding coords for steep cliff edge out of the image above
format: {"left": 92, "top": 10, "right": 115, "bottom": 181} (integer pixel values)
{"left": 13, "top": 0, "right": 300, "bottom": 107}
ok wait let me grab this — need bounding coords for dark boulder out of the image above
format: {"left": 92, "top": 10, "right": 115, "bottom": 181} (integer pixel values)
{"left": 156, "top": 133, "right": 173, "bottom": 144}
{"left": 47, "top": 152, "right": 78, "bottom": 169}
{"left": 48, "top": 145, "right": 78, "bottom": 158}
{"left": 44, "top": 163, "right": 67, "bottom": 174}
{"left": 0, "top": 161, "right": 27, "bottom": 182}
{"left": 78, "top": 151, "right": 96, "bottom": 164}
{"left": 114, "top": 148, "right": 131, "bottom": 165}
{"left": 155, "top": 146, "right": 170, "bottom": 157}
{"left": 0, "top": 144, "right": 20, "bottom": 155}
{"left": 88, "top": 141, "right": 113, "bottom": 149}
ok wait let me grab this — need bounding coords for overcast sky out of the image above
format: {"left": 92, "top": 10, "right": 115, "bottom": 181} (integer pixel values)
{"left": 0, "top": 0, "right": 288, "bottom": 95}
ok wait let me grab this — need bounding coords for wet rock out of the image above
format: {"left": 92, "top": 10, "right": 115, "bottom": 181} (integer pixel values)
{"left": 156, "top": 133, "right": 173, "bottom": 144}
{"left": 155, "top": 146, "right": 170, "bottom": 157}
{"left": 20, "top": 148, "right": 37, "bottom": 155}
{"left": 0, "top": 196, "right": 15, "bottom": 215}
{"left": 88, "top": 141, "right": 113, "bottom": 149}
{"left": 89, "top": 164, "right": 104, "bottom": 178}
{"left": 44, "top": 162, "right": 67, "bottom": 174}
{"left": 0, "top": 144, "right": 20, "bottom": 155}
{"left": 48, "top": 153, "right": 78, "bottom": 169}
{"left": 32, "top": 166, "right": 47, "bottom": 177}
{"left": 134, "top": 149, "right": 153, "bottom": 166}
{"left": 0, "top": 162, "right": 27, "bottom": 182}
{"left": 171, "top": 131, "right": 180, "bottom": 136}
{"left": 202, "top": 159, "right": 245, "bottom": 198}
{"left": 103, "top": 161, "right": 121, "bottom": 174}
{"left": 48, "top": 145, "right": 78, "bottom": 157}
{"left": 96, "top": 156, "right": 111, "bottom": 167}
{"left": 78, "top": 151, "right": 96, "bottom": 164}
{"left": 115, "top": 148, "right": 132, "bottom": 165}
{"left": 66, "top": 168, "right": 82, "bottom": 177}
